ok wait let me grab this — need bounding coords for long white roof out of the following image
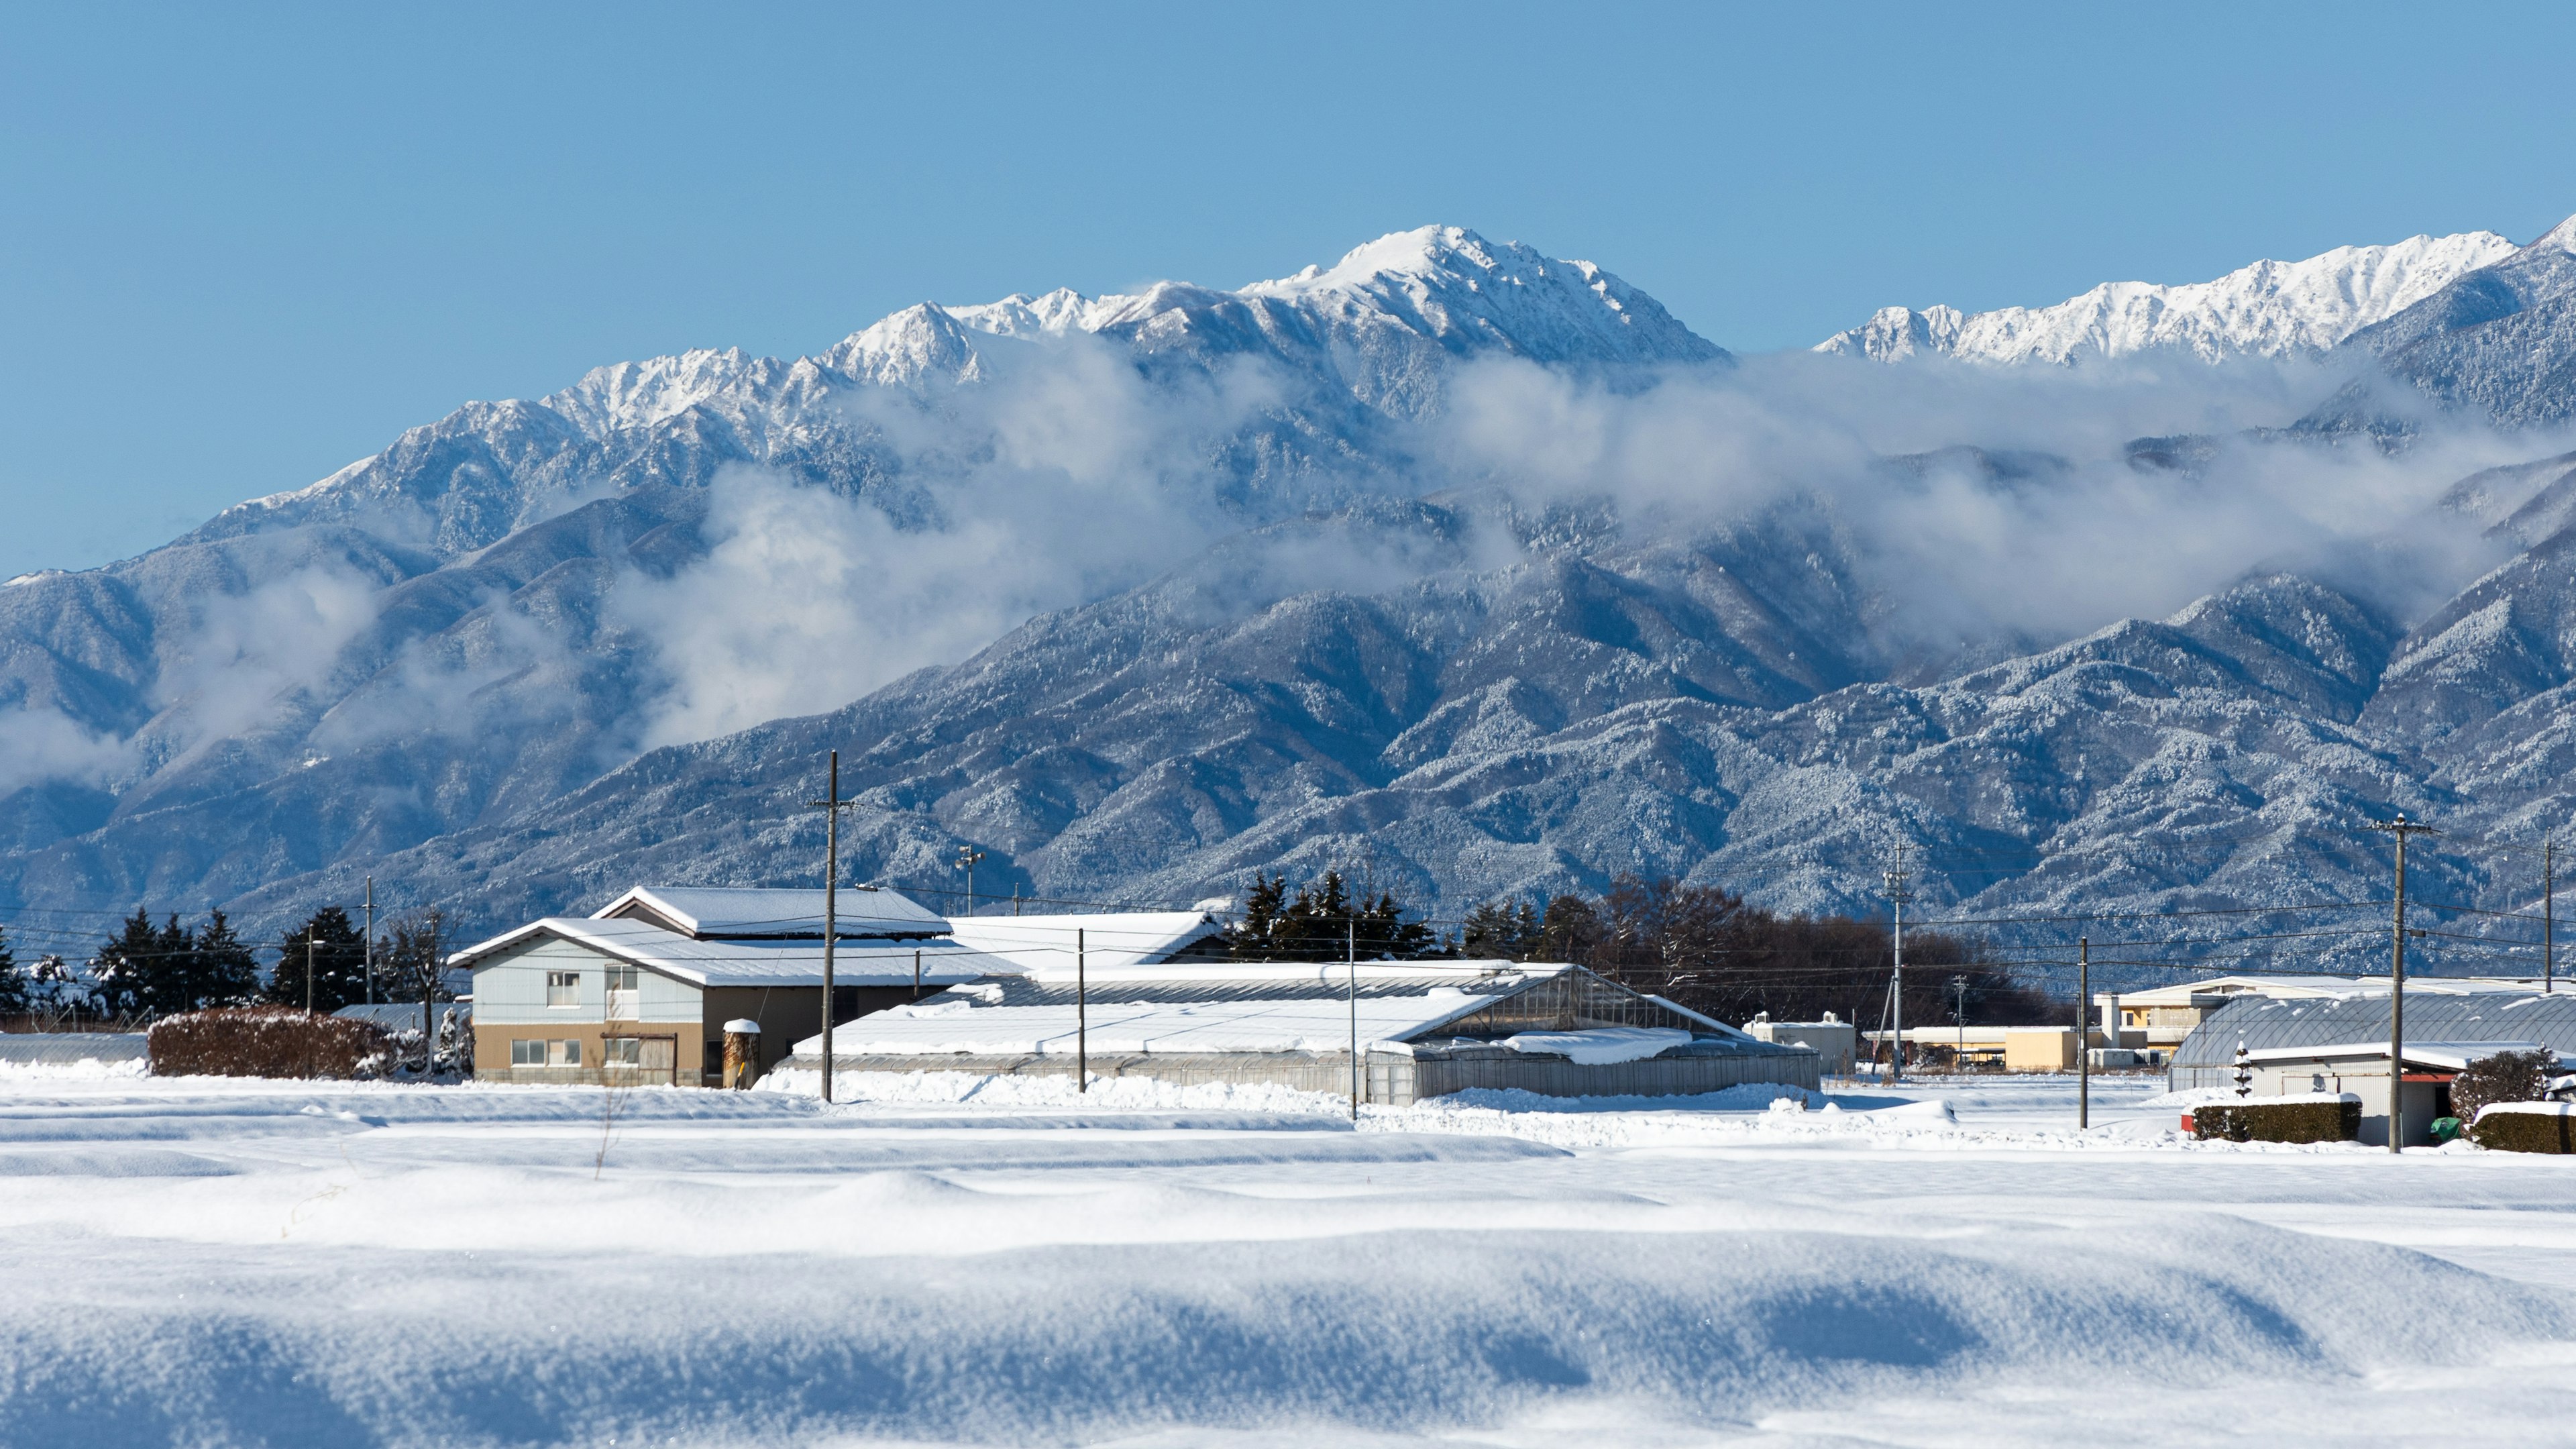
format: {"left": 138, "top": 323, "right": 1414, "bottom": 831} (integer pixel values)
{"left": 807, "top": 983, "right": 1533, "bottom": 1058}
{"left": 2102, "top": 975, "right": 2561, "bottom": 1008}
{"left": 451, "top": 916, "right": 1004, "bottom": 989}
{"left": 942, "top": 912, "right": 1226, "bottom": 974}
{"left": 589, "top": 885, "right": 948, "bottom": 939}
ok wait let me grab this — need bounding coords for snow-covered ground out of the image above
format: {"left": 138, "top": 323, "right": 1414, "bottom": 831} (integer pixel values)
{"left": 4, "top": 1067, "right": 2573, "bottom": 1445}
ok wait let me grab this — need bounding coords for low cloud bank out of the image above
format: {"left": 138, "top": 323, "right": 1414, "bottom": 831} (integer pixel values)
{"left": 1, "top": 337, "right": 2561, "bottom": 791}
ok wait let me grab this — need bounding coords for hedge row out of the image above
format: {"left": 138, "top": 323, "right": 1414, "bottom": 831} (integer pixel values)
{"left": 2470, "top": 1107, "right": 2576, "bottom": 1155}
{"left": 2192, "top": 1097, "right": 2360, "bottom": 1144}
{"left": 148, "top": 1007, "right": 391, "bottom": 1079}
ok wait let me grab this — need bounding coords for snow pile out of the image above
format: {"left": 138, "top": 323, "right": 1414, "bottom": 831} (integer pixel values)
{"left": 1, "top": 1074, "right": 2573, "bottom": 1442}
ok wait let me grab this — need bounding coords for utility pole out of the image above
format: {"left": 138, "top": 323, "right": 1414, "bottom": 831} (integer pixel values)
{"left": 1347, "top": 916, "right": 1358, "bottom": 1122}
{"left": 364, "top": 875, "right": 374, "bottom": 1007}
{"left": 912, "top": 947, "right": 922, "bottom": 1002}
{"left": 954, "top": 845, "right": 985, "bottom": 918}
{"left": 1952, "top": 976, "right": 1968, "bottom": 1065}
{"left": 1884, "top": 843, "right": 1912, "bottom": 1084}
{"left": 804, "top": 751, "right": 859, "bottom": 1105}
{"left": 2547, "top": 837, "right": 2557, "bottom": 996}
{"left": 2369, "top": 813, "right": 2438, "bottom": 1154}
{"left": 305, "top": 926, "right": 317, "bottom": 1015}
{"left": 1076, "top": 926, "right": 1087, "bottom": 1094}
{"left": 2077, "top": 936, "right": 2090, "bottom": 1130}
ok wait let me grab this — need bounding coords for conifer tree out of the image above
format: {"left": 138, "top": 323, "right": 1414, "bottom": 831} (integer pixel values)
{"left": 0, "top": 924, "right": 28, "bottom": 1017}
{"left": 191, "top": 911, "right": 261, "bottom": 1008}
{"left": 140, "top": 913, "right": 196, "bottom": 1018}
{"left": 89, "top": 908, "right": 160, "bottom": 1017}
{"left": 265, "top": 907, "right": 368, "bottom": 1012}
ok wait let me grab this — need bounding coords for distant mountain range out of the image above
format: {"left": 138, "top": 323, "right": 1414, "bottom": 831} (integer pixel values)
{"left": 9, "top": 217, "right": 2576, "bottom": 981}
{"left": 1815, "top": 231, "right": 2516, "bottom": 364}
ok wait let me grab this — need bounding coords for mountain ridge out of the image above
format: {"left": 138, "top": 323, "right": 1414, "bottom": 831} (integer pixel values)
{"left": 1818, "top": 230, "right": 2516, "bottom": 366}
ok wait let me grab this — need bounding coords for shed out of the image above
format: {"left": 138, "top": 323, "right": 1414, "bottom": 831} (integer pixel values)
{"left": 451, "top": 888, "right": 998, "bottom": 1085}
{"left": 2174, "top": 989, "right": 2576, "bottom": 1144}
{"left": 782, "top": 960, "right": 1819, "bottom": 1104}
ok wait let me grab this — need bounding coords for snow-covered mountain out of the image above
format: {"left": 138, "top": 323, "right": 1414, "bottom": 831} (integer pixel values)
{"left": 12, "top": 219, "right": 2576, "bottom": 981}
{"left": 2304, "top": 217, "right": 2576, "bottom": 432}
{"left": 1818, "top": 231, "right": 2515, "bottom": 365}
{"left": 190, "top": 225, "right": 1721, "bottom": 561}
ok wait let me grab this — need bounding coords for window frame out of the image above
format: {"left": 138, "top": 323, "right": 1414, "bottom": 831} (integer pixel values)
{"left": 545, "top": 970, "right": 580, "bottom": 1009}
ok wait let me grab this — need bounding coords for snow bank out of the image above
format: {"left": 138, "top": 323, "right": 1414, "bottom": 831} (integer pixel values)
{"left": 760, "top": 1067, "right": 1359, "bottom": 1116}
{"left": 0, "top": 1203, "right": 2559, "bottom": 1444}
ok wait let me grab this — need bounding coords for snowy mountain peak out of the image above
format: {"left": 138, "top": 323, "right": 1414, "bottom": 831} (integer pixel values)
{"left": 2533, "top": 211, "right": 2576, "bottom": 258}
{"left": 1819, "top": 230, "right": 2518, "bottom": 366}
{"left": 926, "top": 225, "right": 1721, "bottom": 368}
{"left": 1242, "top": 224, "right": 1507, "bottom": 297}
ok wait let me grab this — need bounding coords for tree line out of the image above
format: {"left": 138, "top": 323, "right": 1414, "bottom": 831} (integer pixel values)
{"left": 0, "top": 906, "right": 458, "bottom": 1021}
{"left": 1229, "top": 869, "right": 2054, "bottom": 1029}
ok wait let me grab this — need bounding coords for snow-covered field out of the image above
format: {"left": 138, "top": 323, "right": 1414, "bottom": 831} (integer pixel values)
{"left": 5, "top": 1067, "right": 2574, "bottom": 1446}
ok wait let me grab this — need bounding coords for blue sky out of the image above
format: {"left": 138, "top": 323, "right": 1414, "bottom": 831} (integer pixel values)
{"left": 6, "top": 1, "right": 2576, "bottom": 579}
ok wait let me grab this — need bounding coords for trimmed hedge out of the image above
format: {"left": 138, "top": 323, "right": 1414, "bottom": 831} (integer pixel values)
{"left": 2192, "top": 1097, "right": 2360, "bottom": 1144}
{"left": 2470, "top": 1105, "right": 2576, "bottom": 1155}
{"left": 148, "top": 1007, "right": 391, "bottom": 1079}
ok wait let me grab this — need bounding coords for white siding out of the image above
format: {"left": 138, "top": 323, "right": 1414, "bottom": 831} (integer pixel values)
{"left": 473, "top": 936, "right": 700, "bottom": 1026}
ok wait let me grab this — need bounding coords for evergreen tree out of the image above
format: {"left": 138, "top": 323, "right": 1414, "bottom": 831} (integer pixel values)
{"left": 0, "top": 924, "right": 28, "bottom": 1016}
{"left": 265, "top": 907, "right": 368, "bottom": 1012}
{"left": 138, "top": 913, "right": 197, "bottom": 1018}
{"left": 190, "top": 911, "right": 261, "bottom": 1008}
{"left": 1228, "top": 871, "right": 1442, "bottom": 961}
{"left": 1461, "top": 900, "right": 1544, "bottom": 961}
{"left": 89, "top": 908, "right": 160, "bottom": 1017}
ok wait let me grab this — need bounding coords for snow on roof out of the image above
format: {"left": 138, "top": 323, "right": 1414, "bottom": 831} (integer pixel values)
{"left": 941, "top": 912, "right": 1227, "bottom": 975}
{"left": 807, "top": 985, "right": 1526, "bottom": 1059}
{"left": 2097, "top": 976, "right": 2383, "bottom": 1008}
{"left": 450, "top": 916, "right": 1002, "bottom": 989}
{"left": 588, "top": 885, "right": 949, "bottom": 939}
{"left": 2245, "top": 1040, "right": 2563, "bottom": 1071}
{"left": 2178, "top": 991, "right": 2576, "bottom": 1070}
{"left": 2106, "top": 976, "right": 2559, "bottom": 1008}
{"left": 792, "top": 962, "right": 1797, "bottom": 1061}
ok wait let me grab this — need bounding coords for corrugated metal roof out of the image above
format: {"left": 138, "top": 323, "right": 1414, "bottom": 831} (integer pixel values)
{"left": 2176, "top": 989, "right": 2576, "bottom": 1069}
{"left": 588, "top": 885, "right": 948, "bottom": 938}
{"left": 451, "top": 917, "right": 1004, "bottom": 988}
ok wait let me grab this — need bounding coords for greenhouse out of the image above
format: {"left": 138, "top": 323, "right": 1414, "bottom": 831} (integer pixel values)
{"left": 786, "top": 959, "right": 1821, "bottom": 1104}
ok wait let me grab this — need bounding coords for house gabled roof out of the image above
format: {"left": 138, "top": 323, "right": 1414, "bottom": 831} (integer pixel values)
{"left": 449, "top": 916, "right": 1002, "bottom": 989}
{"left": 588, "top": 885, "right": 948, "bottom": 940}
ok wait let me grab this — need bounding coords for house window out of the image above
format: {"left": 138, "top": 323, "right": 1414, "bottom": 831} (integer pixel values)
{"left": 511, "top": 1038, "right": 544, "bottom": 1067}
{"left": 604, "top": 965, "right": 639, "bottom": 1020}
{"left": 602, "top": 1036, "right": 641, "bottom": 1066}
{"left": 546, "top": 971, "right": 580, "bottom": 1008}
{"left": 547, "top": 1039, "right": 582, "bottom": 1068}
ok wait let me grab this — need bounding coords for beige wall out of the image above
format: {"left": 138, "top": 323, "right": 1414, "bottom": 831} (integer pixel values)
{"left": 472, "top": 1022, "right": 700, "bottom": 1086}
{"left": 478, "top": 979, "right": 933, "bottom": 1087}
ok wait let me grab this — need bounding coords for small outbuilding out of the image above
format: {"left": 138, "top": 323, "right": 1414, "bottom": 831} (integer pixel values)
{"left": 452, "top": 885, "right": 998, "bottom": 1085}
{"left": 783, "top": 958, "right": 1820, "bottom": 1104}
